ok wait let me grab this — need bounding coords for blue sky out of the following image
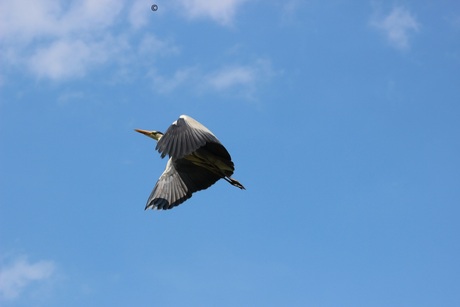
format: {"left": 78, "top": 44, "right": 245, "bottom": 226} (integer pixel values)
{"left": 1, "top": 0, "right": 459, "bottom": 306}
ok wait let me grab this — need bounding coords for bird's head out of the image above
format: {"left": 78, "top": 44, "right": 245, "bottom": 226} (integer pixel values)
{"left": 134, "top": 129, "right": 164, "bottom": 141}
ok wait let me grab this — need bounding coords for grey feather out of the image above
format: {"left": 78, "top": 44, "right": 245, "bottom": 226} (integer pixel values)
{"left": 156, "top": 115, "right": 220, "bottom": 159}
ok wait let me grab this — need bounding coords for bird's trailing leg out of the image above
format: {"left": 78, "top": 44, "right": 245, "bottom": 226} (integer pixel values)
{"left": 224, "top": 177, "right": 246, "bottom": 190}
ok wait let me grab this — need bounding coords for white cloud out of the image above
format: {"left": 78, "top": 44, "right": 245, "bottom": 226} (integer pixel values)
{"left": 152, "top": 67, "right": 198, "bottom": 93}
{"left": 0, "top": 0, "right": 172, "bottom": 81}
{"left": 207, "top": 66, "right": 255, "bottom": 90}
{"left": 174, "top": 0, "right": 248, "bottom": 26}
{"left": 27, "top": 38, "right": 110, "bottom": 80}
{"left": 0, "top": 0, "right": 123, "bottom": 43}
{"left": 371, "top": 6, "right": 420, "bottom": 50}
{"left": 205, "top": 59, "right": 274, "bottom": 99}
{"left": 152, "top": 59, "right": 273, "bottom": 98}
{"left": 128, "top": 0, "right": 150, "bottom": 29}
{"left": 0, "top": 256, "right": 55, "bottom": 300}
{"left": 0, "top": 0, "right": 271, "bottom": 98}
{"left": 0, "top": 0, "right": 62, "bottom": 42}
{"left": 138, "top": 34, "right": 180, "bottom": 57}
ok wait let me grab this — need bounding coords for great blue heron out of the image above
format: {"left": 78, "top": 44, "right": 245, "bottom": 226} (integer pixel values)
{"left": 135, "top": 115, "right": 245, "bottom": 210}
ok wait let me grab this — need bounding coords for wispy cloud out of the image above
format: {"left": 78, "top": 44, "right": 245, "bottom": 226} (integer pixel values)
{"left": 152, "top": 59, "right": 273, "bottom": 98}
{"left": 371, "top": 6, "right": 420, "bottom": 50}
{"left": 0, "top": 0, "right": 123, "bottom": 43}
{"left": 173, "top": 0, "right": 248, "bottom": 26}
{"left": 0, "top": 0, "right": 176, "bottom": 81}
{"left": 0, "top": 0, "right": 270, "bottom": 99}
{"left": 152, "top": 67, "right": 198, "bottom": 94}
{"left": 27, "top": 38, "right": 110, "bottom": 80}
{"left": 205, "top": 59, "right": 273, "bottom": 91}
{"left": 0, "top": 256, "right": 55, "bottom": 300}
{"left": 128, "top": 0, "right": 151, "bottom": 29}
{"left": 206, "top": 66, "right": 255, "bottom": 90}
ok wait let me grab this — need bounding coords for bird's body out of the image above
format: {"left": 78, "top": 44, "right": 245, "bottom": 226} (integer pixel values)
{"left": 135, "top": 115, "right": 244, "bottom": 210}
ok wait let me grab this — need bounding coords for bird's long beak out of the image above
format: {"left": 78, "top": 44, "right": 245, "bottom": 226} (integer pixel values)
{"left": 134, "top": 129, "right": 151, "bottom": 136}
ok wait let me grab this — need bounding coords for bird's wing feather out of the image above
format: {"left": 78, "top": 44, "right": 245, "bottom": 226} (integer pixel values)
{"left": 156, "top": 115, "right": 220, "bottom": 159}
{"left": 145, "top": 159, "right": 190, "bottom": 210}
{"left": 145, "top": 158, "right": 222, "bottom": 210}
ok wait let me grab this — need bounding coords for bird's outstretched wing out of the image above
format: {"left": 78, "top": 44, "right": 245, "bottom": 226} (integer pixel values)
{"left": 156, "top": 115, "right": 221, "bottom": 159}
{"left": 145, "top": 158, "right": 222, "bottom": 210}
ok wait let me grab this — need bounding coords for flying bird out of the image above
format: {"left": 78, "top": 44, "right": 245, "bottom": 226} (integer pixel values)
{"left": 135, "top": 115, "right": 245, "bottom": 210}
